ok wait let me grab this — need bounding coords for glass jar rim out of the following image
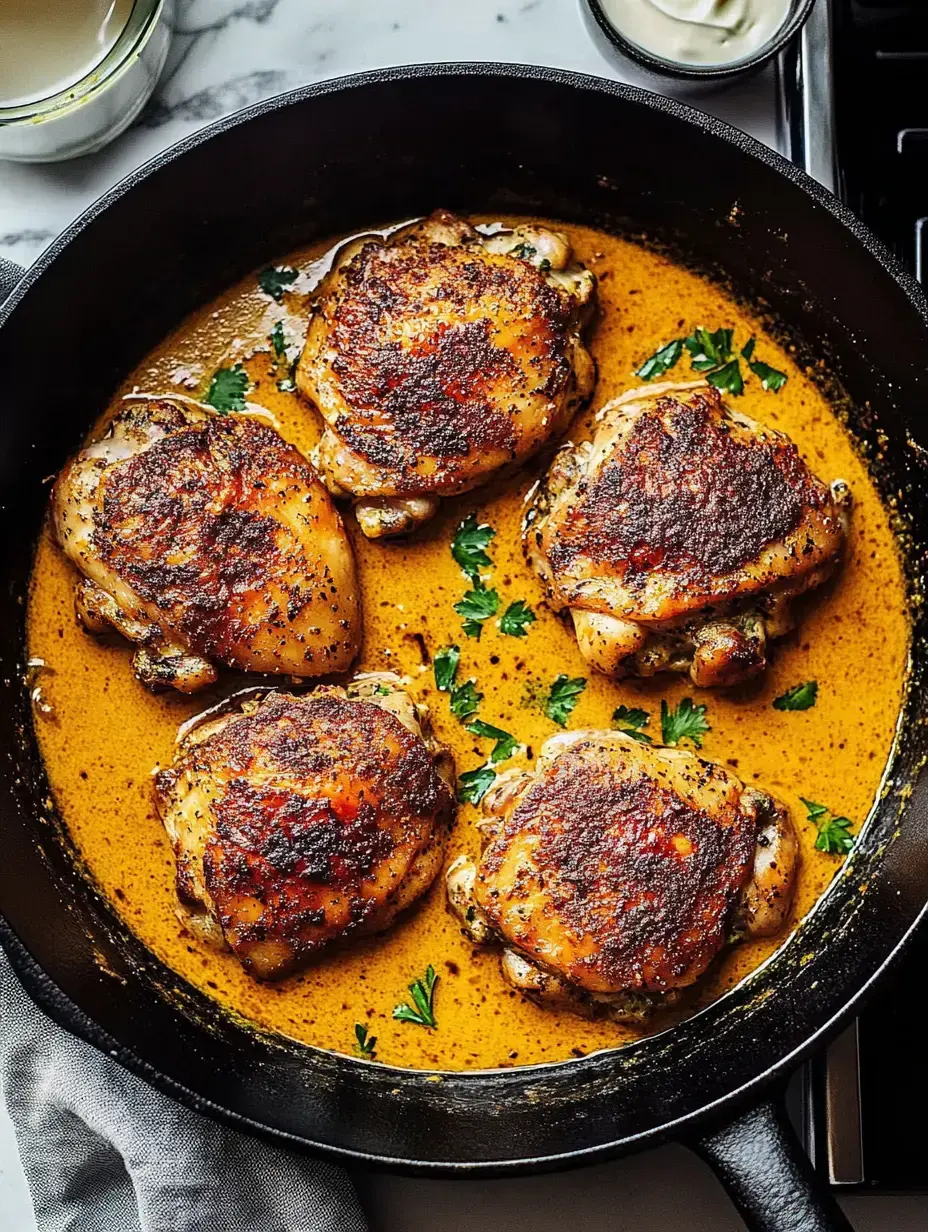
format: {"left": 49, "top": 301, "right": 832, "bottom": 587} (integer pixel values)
{"left": 0, "top": 0, "right": 165, "bottom": 125}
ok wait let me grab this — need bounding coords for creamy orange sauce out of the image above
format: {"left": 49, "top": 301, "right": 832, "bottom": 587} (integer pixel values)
{"left": 26, "top": 220, "right": 910, "bottom": 1071}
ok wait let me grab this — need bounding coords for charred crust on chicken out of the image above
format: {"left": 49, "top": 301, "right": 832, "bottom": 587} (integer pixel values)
{"left": 525, "top": 380, "right": 850, "bottom": 687}
{"left": 297, "top": 209, "right": 597, "bottom": 537}
{"left": 446, "top": 730, "right": 797, "bottom": 1021}
{"left": 154, "top": 675, "right": 456, "bottom": 980}
{"left": 51, "top": 398, "right": 361, "bottom": 692}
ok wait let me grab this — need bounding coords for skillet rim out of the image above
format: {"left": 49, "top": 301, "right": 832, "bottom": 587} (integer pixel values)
{"left": 2, "top": 61, "right": 928, "bottom": 1173}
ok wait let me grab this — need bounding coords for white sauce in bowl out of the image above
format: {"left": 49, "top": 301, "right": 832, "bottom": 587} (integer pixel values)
{"left": 0, "top": 0, "right": 134, "bottom": 107}
{"left": 597, "top": 0, "right": 793, "bottom": 67}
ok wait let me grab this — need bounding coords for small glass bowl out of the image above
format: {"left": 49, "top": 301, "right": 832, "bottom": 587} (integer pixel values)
{"left": 582, "top": 0, "right": 816, "bottom": 88}
{"left": 0, "top": 0, "right": 174, "bottom": 163}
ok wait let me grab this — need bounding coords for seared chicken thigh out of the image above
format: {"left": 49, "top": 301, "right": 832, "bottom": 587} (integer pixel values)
{"left": 447, "top": 729, "right": 797, "bottom": 1020}
{"left": 52, "top": 398, "right": 360, "bottom": 692}
{"left": 154, "top": 675, "right": 455, "bottom": 979}
{"left": 525, "top": 380, "right": 850, "bottom": 687}
{"left": 297, "top": 210, "right": 596, "bottom": 538}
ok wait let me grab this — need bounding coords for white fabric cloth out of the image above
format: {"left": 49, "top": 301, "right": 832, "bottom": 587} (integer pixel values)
{"left": 0, "top": 954, "right": 367, "bottom": 1232}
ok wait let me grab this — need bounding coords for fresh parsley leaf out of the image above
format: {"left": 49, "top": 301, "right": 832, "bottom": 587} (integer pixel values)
{"left": 373, "top": 684, "right": 392, "bottom": 696}
{"left": 773, "top": 681, "right": 818, "bottom": 711}
{"left": 510, "top": 241, "right": 537, "bottom": 260}
{"left": 205, "top": 363, "right": 249, "bottom": 413}
{"left": 457, "top": 765, "right": 497, "bottom": 805}
{"left": 636, "top": 338, "right": 684, "bottom": 381}
{"left": 499, "top": 600, "right": 536, "bottom": 638}
{"left": 685, "top": 327, "right": 734, "bottom": 371}
{"left": 454, "top": 580, "right": 499, "bottom": 639}
{"left": 800, "top": 797, "right": 855, "bottom": 856}
{"left": 258, "top": 265, "right": 298, "bottom": 301}
{"left": 466, "top": 719, "right": 519, "bottom": 764}
{"left": 433, "top": 645, "right": 460, "bottom": 692}
{"left": 270, "top": 320, "right": 287, "bottom": 359}
{"left": 707, "top": 357, "right": 745, "bottom": 396}
{"left": 613, "top": 704, "right": 653, "bottom": 743}
{"left": 544, "top": 675, "right": 587, "bottom": 727}
{"left": 451, "top": 514, "right": 495, "bottom": 578}
{"left": 393, "top": 965, "right": 438, "bottom": 1028}
{"left": 354, "top": 1023, "right": 376, "bottom": 1058}
{"left": 450, "top": 679, "right": 482, "bottom": 720}
{"left": 748, "top": 357, "right": 788, "bottom": 393}
{"left": 661, "top": 697, "right": 710, "bottom": 748}
{"left": 742, "top": 335, "right": 788, "bottom": 391}
{"left": 539, "top": 257, "right": 552, "bottom": 273}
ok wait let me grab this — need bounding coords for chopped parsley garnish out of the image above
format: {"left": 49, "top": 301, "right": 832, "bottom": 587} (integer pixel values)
{"left": 451, "top": 513, "right": 495, "bottom": 578}
{"left": 258, "top": 265, "right": 298, "bottom": 301}
{"left": 544, "top": 674, "right": 587, "bottom": 727}
{"left": 634, "top": 326, "right": 786, "bottom": 396}
{"left": 742, "top": 336, "right": 788, "bottom": 391}
{"left": 270, "top": 320, "right": 287, "bottom": 359}
{"left": 773, "top": 681, "right": 818, "bottom": 711}
{"left": 510, "top": 241, "right": 537, "bottom": 260}
{"left": 707, "top": 357, "right": 745, "bottom": 396}
{"left": 660, "top": 697, "right": 710, "bottom": 749}
{"left": 454, "top": 579, "right": 500, "bottom": 639}
{"left": 354, "top": 1023, "right": 376, "bottom": 1058}
{"left": 204, "top": 363, "right": 249, "bottom": 413}
{"left": 685, "top": 326, "right": 734, "bottom": 371}
{"left": 269, "top": 320, "right": 297, "bottom": 390}
{"left": 449, "top": 679, "right": 482, "bottom": 721}
{"left": 636, "top": 337, "right": 684, "bottom": 381}
{"left": 373, "top": 684, "right": 392, "bottom": 696}
{"left": 466, "top": 719, "right": 519, "bottom": 764}
{"left": 539, "top": 257, "right": 552, "bottom": 273}
{"left": 457, "top": 765, "right": 496, "bottom": 805}
{"left": 612, "top": 705, "right": 653, "bottom": 743}
{"left": 749, "top": 359, "right": 788, "bottom": 392}
{"left": 393, "top": 965, "right": 438, "bottom": 1028}
{"left": 499, "top": 599, "right": 536, "bottom": 638}
{"left": 801, "top": 798, "right": 855, "bottom": 855}
{"left": 433, "top": 645, "right": 460, "bottom": 693}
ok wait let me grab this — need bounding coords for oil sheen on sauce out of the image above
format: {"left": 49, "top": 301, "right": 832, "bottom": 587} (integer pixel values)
{"left": 26, "top": 219, "right": 910, "bottom": 1072}
{"left": 598, "top": 0, "right": 792, "bottom": 66}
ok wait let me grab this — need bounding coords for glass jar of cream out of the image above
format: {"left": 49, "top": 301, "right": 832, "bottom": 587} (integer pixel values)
{"left": 584, "top": 0, "right": 815, "bottom": 83}
{"left": 0, "top": 0, "right": 174, "bottom": 163}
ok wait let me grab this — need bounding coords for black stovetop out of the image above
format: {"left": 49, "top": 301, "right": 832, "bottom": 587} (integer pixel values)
{"left": 833, "top": 0, "right": 928, "bottom": 280}
{"left": 805, "top": 0, "right": 927, "bottom": 1193}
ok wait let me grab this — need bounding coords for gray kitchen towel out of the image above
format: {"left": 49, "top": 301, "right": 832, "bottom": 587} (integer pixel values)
{"left": 0, "top": 954, "right": 368, "bottom": 1232}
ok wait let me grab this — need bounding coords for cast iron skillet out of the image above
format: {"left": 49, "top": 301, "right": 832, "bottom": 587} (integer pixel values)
{"left": 2, "top": 65, "right": 928, "bottom": 1232}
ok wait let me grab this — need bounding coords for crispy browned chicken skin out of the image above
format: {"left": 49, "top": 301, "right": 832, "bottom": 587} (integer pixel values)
{"left": 297, "top": 210, "right": 596, "bottom": 538}
{"left": 154, "top": 675, "right": 456, "bottom": 980}
{"left": 447, "top": 729, "right": 797, "bottom": 1020}
{"left": 525, "top": 380, "right": 850, "bottom": 687}
{"left": 52, "top": 398, "right": 360, "bottom": 692}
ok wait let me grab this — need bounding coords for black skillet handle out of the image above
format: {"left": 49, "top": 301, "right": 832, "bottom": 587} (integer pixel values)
{"left": 692, "top": 1098, "right": 854, "bottom": 1232}
{"left": 0, "top": 257, "right": 26, "bottom": 305}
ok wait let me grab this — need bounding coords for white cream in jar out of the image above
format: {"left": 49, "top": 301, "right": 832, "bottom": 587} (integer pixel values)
{"left": 0, "top": 0, "right": 135, "bottom": 108}
{"left": 597, "top": 0, "right": 793, "bottom": 67}
{"left": 0, "top": 0, "right": 173, "bottom": 164}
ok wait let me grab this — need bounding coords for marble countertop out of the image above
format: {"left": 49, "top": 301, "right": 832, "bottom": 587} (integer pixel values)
{"left": 0, "top": 0, "right": 781, "bottom": 269}
{"left": 1, "top": 2, "right": 926, "bottom": 1229}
